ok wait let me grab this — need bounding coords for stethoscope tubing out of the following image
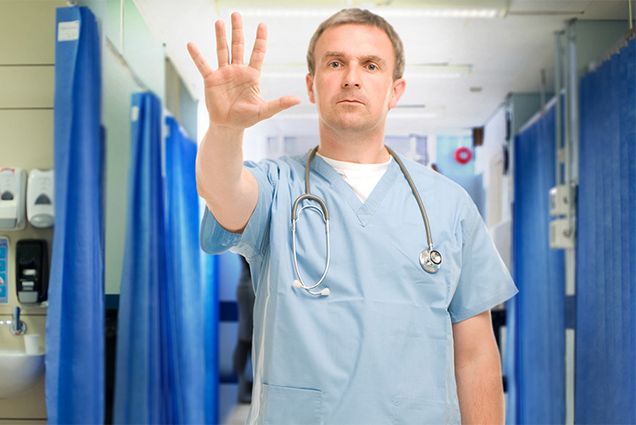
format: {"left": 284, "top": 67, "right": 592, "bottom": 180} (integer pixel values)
{"left": 291, "top": 195, "right": 331, "bottom": 293}
{"left": 385, "top": 146, "right": 435, "bottom": 251}
{"left": 291, "top": 146, "right": 441, "bottom": 296}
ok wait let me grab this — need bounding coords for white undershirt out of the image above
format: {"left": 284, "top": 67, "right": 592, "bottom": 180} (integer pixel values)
{"left": 317, "top": 153, "right": 392, "bottom": 202}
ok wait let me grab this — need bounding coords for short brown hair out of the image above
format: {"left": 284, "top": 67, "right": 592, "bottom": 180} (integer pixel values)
{"left": 306, "top": 8, "right": 405, "bottom": 81}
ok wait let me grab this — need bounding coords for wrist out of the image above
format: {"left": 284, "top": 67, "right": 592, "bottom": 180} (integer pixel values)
{"left": 208, "top": 123, "right": 245, "bottom": 139}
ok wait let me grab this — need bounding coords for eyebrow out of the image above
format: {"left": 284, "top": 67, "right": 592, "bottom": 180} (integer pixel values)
{"left": 322, "top": 51, "right": 387, "bottom": 67}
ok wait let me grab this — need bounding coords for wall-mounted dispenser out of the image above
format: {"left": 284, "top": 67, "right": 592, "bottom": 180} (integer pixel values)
{"left": 27, "top": 169, "right": 54, "bottom": 228}
{"left": 15, "top": 239, "right": 48, "bottom": 304}
{"left": 0, "top": 168, "right": 27, "bottom": 230}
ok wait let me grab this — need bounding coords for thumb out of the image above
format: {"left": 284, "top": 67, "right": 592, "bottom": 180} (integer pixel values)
{"left": 260, "top": 96, "right": 301, "bottom": 120}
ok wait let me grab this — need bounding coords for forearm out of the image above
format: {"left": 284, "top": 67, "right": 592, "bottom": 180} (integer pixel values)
{"left": 196, "top": 124, "right": 257, "bottom": 232}
{"left": 455, "top": 350, "right": 504, "bottom": 425}
{"left": 196, "top": 124, "right": 245, "bottom": 200}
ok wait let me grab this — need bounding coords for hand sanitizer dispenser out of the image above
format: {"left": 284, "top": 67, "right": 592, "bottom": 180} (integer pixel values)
{"left": 0, "top": 167, "right": 27, "bottom": 230}
{"left": 27, "top": 170, "right": 54, "bottom": 228}
{"left": 16, "top": 239, "right": 49, "bottom": 304}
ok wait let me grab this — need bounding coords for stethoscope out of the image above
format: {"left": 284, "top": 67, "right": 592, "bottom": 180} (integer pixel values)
{"left": 291, "top": 146, "right": 442, "bottom": 297}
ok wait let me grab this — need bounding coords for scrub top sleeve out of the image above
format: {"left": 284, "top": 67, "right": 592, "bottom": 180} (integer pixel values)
{"left": 448, "top": 197, "right": 518, "bottom": 324}
{"left": 200, "top": 160, "right": 276, "bottom": 260}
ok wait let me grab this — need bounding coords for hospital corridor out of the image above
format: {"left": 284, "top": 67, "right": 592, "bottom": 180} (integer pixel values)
{"left": 0, "top": 0, "right": 634, "bottom": 424}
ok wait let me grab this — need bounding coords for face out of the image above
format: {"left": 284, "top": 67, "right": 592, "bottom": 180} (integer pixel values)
{"left": 306, "top": 24, "right": 406, "bottom": 135}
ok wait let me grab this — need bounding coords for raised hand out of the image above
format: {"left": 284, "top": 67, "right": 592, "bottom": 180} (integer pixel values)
{"left": 187, "top": 12, "right": 300, "bottom": 130}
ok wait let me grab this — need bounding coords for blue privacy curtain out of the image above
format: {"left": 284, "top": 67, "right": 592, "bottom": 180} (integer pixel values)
{"left": 164, "top": 115, "right": 217, "bottom": 424}
{"left": 507, "top": 105, "right": 565, "bottom": 424}
{"left": 114, "top": 92, "right": 165, "bottom": 423}
{"left": 202, "top": 250, "right": 219, "bottom": 424}
{"left": 46, "top": 6, "right": 104, "bottom": 424}
{"left": 576, "top": 36, "right": 636, "bottom": 424}
{"left": 114, "top": 94, "right": 216, "bottom": 423}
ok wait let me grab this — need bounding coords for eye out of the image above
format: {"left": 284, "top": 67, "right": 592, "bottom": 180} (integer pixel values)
{"left": 366, "top": 63, "right": 379, "bottom": 71}
{"left": 328, "top": 61, "right": 342, "bottom": 69}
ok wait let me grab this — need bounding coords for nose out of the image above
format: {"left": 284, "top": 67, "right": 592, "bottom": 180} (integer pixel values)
{"left": 342, "top": 66, "right": 361, "bottom": 89}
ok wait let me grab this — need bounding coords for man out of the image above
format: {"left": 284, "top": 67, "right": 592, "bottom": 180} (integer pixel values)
{"left": 188, "top": 8, "right": 517, "bottom": 424}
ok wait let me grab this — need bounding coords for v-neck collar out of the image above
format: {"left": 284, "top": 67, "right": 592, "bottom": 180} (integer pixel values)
{"left": 306, "top": 152, "right": 401, "bottom": 226}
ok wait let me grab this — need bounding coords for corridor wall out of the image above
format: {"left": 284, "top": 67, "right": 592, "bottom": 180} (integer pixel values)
{"left": 0, "top": 0, "right": 62, "bottom": 419}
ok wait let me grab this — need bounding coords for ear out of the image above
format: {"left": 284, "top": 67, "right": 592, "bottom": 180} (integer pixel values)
{"left": 306, "top": 73, "right": 316, "bottom": 104}
{"left": 388, "top": 78, "right": 406, "bottom": 109}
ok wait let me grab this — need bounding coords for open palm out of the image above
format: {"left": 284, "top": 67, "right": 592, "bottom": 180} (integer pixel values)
{"left": 187, "top": 13, "right": 300, "bottom": 130}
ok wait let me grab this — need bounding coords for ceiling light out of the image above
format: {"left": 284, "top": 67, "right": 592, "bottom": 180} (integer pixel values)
{"left": 238, "top": 8, "right": 503, "bottom": 18}
{"left": 238, "top": 9, "right": 334, "bottom": 18}
{"left": 374, "top": 8, "right": 503, "bottom": 18}
{"left": 234, "top": 0, "right": 509, "bottom": 19}
{"left": 406, "top": 63, "right": 472, "bottom": 79}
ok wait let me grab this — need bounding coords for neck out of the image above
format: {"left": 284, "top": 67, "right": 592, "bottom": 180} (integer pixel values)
{"left": 317, "top": 123, "right": 390, "bottom": 164}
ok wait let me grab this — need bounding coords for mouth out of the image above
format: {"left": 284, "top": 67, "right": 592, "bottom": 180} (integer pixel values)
{"left": 337, "top": 99, "right": 365, "bottom": 105}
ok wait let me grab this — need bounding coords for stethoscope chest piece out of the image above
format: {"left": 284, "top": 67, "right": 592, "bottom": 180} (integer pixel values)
{"left": 419, "top": 248, "right": 442, "bottom": 274}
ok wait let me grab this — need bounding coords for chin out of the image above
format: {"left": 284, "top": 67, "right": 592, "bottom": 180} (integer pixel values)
{"left": 333, "top": 115, "right": 374, "bottom": 130}
{"left": 339, "top": 118, "right": 381, "bottom": 133}
{"left": 320, "top": 112, "right": 381, "bottom": 133}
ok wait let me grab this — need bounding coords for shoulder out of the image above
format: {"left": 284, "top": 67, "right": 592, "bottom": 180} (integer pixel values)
{"left": 244, "top": 154, "right": 306, "bottom": 185}
{"left": 397, "top": 155, "right": 473, "bottom": 206}
{"left": 396, "top": 155, "right": 481, "bottom": 235}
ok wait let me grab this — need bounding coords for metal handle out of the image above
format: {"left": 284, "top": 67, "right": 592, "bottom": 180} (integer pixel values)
{"left": 10, "top": 306, "right": 27, "bottom": 336}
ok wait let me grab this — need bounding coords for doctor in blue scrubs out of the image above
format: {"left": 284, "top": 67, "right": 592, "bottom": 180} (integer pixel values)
{"left": 188, "top": 8, "right": 517, "bottom": 424}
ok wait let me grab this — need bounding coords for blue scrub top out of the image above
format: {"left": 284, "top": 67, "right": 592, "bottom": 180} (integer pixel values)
{"left": 201, "top": 152, "right": 518, "bottom": 425}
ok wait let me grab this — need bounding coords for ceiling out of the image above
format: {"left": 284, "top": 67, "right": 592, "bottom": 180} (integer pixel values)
{"left": 133, "top": 0, "right": 631, "bottom": 135}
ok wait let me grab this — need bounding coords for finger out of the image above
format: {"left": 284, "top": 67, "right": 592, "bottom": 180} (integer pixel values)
{"left": 187, "top": 42, "right": 213, "bottom": 78}
{"left": 249, "top": 23, "right": 267, "bottom": 71}
{"left": 260, "top": 96, "right": 301, "bottom": 120}
{"left": 215, "top": 20, "right": 229, "bottom": 67}
{"left": 231, "top": 12, "right": 244, "bottom": 65}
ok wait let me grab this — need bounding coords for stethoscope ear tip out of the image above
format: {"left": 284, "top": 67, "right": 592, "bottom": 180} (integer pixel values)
{"left": 293, "top": 279, "right": 303, "bottom": 288}
{"left": 320, "top": 288, "right": 331, "bottom": 297}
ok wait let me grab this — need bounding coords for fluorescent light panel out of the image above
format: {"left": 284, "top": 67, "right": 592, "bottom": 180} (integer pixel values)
{"left": 378, "top": 8, "right": 503, "bottom": 18}
{"left": 406, "top": 64, "right": 472, "bottom": 79}
{"left": 238, "top": 8, "right": 503, "bottom": 18}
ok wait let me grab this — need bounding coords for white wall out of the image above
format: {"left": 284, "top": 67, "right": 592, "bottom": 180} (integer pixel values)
{"left": 478, "top": 104, "right": 512, "bottom": 270}
{"left": 0, "top": 0, "right": 66, "bottom": 421}
{"left": 83, "top": 0, "right": 167, "bottom": 294}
